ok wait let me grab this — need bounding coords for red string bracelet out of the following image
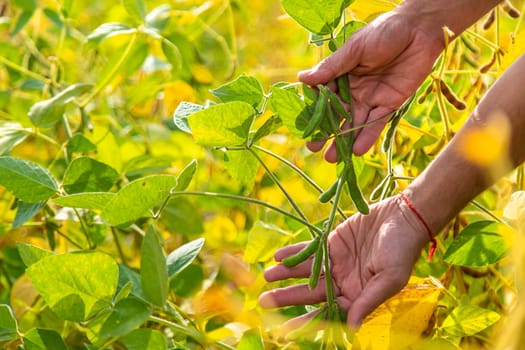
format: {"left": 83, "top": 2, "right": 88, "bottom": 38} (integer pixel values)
{"left": 399, "top": 192, "right": 437, "bottom": 261}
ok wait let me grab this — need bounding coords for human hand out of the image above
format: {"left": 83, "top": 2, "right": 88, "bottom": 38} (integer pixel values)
{"left": 300, "top": 9, "right": 443, "bottom": 159}
{"left": 259, "top": 195, "right": 430, "bottom": 330}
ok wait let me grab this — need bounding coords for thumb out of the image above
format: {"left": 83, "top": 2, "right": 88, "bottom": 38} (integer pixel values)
{"left": 346, "top": 272, "right": 408, "bottom": 329}
{"left": 298, "top": 37, "right": 362, "bottom": 85}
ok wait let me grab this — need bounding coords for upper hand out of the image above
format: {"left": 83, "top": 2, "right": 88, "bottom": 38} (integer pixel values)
{"left": 299, "top": 10, "right": 443, "bottom": 160}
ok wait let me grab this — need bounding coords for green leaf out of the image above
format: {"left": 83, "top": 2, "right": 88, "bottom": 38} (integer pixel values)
{"left": 188, "top": 101, "right": 255, "bottom": 147}
{"left": 121, "top": 329, "right": 168, "bottom": 350}
{"left": 0, "top": 122, "right": 28, "bottom": 155}
{"left": 122, "top": 0, "right": 147, "bottom": 22}
{"left": 329, "top": 20, "right": 367, "bottom": 51}
{"left": 43, "top": 8, "right": 63, "bottom": 28}
{"left": 13, "top": 201, "right": 44, "bottom": 228}
{"left": 443, "top": 221, "right": 509, "bottom": 267}
{"left": 17, "top": 242, "right": 53, "bottom": 267}
{"left": 53, "top": 192, "right": 116, "bottom": 210}
{"left": 166, "top": 238, "right": 205, "bottom": 279}
{"left": 141, "top": 226, "right": 168, "bottom": 307}
{"left": 66, "top": 134, "right": 97, "bottom": 154}
{"left": 13, "top": 0, "right": 36, "bottom": 11}
{"left": 173, "top": 102, "right": 204, "bottom": 134}
{"left": 26, "top": 251, "right": 118, "bottom": 322}
{"left": 101, "top": 175, "right": 178, "bottom": 227}
{"left": 0, "top": 304, "right": 18, "bottom": 342}
{"left": 123, "top": 155, "right": 172, "bottom": 178}
{"left": 0, "top": 156, "right": 57, "bottom": 202}
{"left": 160, "top": 198, "right": 203, "bottom": 236}
{"left": 62, "top": 157, "right": 119, "bottom": 194}
{"left": 86, "top": 22, "right": 136, "bottom": 46}
{"left": 28, "top": 83, "right": 93, "bottom": 128}
{"left": 145, "top": 5, "right": 171, "bottom": 31}
{"left": 175, "top": 159, "right": 197, "bottom": 191}
{"left": 224, "top": 149, "right": 258, "bottom": 191}
{"left": 237, "top": 328, "right": 264, "bottom": 350}
{"left": 243, "top": 222, "right": 290, "bottom": 263}
{"left": 11, "top": 10, "right": 33, "bottom": 37}
{"left": 251, "top": 115, "right": 283, "bottom": 144}
{"left": 269, "top": 86, "right": 311, "bottom": 137}
{"left": 23, "top": 328, "right": 67, "bottom": 350}
{"left": 117, "top": 264, "right": 147, "bottom": 302}
{"left": 99, "top": 297, "right": 151, "bottom": 339}
{"left": 170, "top": 264, "right": 203, "bottom": 297}
{"left": 441, "top": 305, "right": 500, "bottom": 337}
{"left": 281, "top": 0, "right": 347, "bottom": 35}
{"left": 161, "top": 39, "right": 182, "bottom": 71}
{"left": 210, "top": 74, "right": 264, "bottom": 109}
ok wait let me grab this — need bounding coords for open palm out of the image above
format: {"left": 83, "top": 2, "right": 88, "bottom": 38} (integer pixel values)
{"left": 259, "top": 196, "right": 429, "bottom": 329}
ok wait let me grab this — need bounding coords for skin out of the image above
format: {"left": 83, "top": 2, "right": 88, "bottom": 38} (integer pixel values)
{"left": 299, "top": 0, "right": 502, "bottom": 160}
{"left": 259, "top": 0, "right": 524, "bottom": 330}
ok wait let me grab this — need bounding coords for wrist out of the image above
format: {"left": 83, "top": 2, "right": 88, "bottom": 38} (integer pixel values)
{"left": 395, "top": 193, "right": 438, "bottom": 259}
{"left": 396, "top": 0, "right": 502, "bottom": 47}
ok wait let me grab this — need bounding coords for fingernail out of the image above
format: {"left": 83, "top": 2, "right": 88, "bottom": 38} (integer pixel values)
{"left": 258, "top": 292, "right": 276, "bottom": 308}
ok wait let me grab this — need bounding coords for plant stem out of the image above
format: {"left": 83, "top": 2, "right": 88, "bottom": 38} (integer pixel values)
{"left": 517, "top": 166, "right": 524, "bottom": 191}
{"left": 322, "top": 175, "right": 345, "bottom": 315}
{"left": 169, "top": 190, "right": 323, "bottom": 235}
{"left": 148, "top": 315, "right": 207, "bottom": 346}
{"left": 247, "top": 148, "right": 319, "bottom": 237}
{"left": 0, "top": 55, "right": 51, "bottom": 83}
{"left": 487, "top": 265, "right": 517, "bottom": 295}
{"left": 79, "top": 30, "right": 138, "bottom": 108}
{"left": 252, "top": 145, "right": 347, "bottom": 219}
{"left": 398, "top": 120, "right": 440, "bottom": 140}
{"left": 465, "top": 29, "right": 500, "bottom": 51}
{"left": 333, "top": 110, "right": 393, "bottom": 139}
{"left": 73, "top": 208, "right": 94, "bottom": 249}
{"left": 111, "top": 227, "right": 127, "bottom": 266}
{"left": 469, "top": 200, "right": 507, "bottom": 225}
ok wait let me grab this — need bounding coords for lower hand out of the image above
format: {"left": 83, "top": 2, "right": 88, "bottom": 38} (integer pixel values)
{"left": 259, "top": 195, "right": 430, "bottom": 329}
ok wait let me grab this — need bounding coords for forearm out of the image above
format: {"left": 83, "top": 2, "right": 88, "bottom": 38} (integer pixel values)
{"left": 398, "top": 0, "right": 502, "bottom": 45}
{"left": 405, "top": 53, "right": 525, "bottom": 235}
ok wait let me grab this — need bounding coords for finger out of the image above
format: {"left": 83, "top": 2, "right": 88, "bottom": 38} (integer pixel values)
{"left": 264, "top": 258, "right": 313, "bottom": 282}
{"left": 281, "top": 307, "right": 324, "bottom": 335}
{"left": 298, "top": 37, "right": 362, "bottom": 85}
{"left": 324, "top": 140, "right": 338, "bottom": 163}
{"left": 273, "top": 241, "right": 312, "bottom": 261}
{"left": 346, "top": 271, "right": 408, "bottom": 329}
{"left": 258, "top": 279, "right": 327, "bottom": 308}
{"left": 352, "top": 106, "right": 393, "bottom": 156}
{"left": 306, "top": 139, "right": 327, "bottom": 153}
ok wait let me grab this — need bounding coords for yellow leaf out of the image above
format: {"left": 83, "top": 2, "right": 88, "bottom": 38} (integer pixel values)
{"left": 164, "top": 80, "right": 196, "bottom": 114}
{"left": 203, "top": 215, "right": 238, "bottom": 249}
{"left": 350, "top": 0, "right": 400, "bottom": 21}
{"left": 500, "top": 30, "right": 525, "bottom": 73}
{"left": 11, "top": 274, "right": 39, "bottom": 319}
{"left": 356, "top": 276, "right": 442, "bottom": 349}
{"left": 206, "top": 326, "right": 234, "bottom": 341}
{"left": 191, "top": 64, "right": 214, "bottom": 84}
{"left": 193, "top": 285, "right": 242, "bottom": 320}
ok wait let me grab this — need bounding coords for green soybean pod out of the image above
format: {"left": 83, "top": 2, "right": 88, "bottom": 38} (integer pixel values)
{"left": 308, "top": 241, "right": 324, "bottom": 290}
{"left": 336, "top": 74, "right": 352, "bottom": 104}
{"left": 318, "top": 179, "right": 338, "bottom": 203}
{"left": 282, "top": 236, "right": 321, "bottom": 268}
{"left": 345, "top": 163, "right": 369, "bottom": 215}
{"left": 302, "top": 89, "right": 327, "bottom": 138}
{"left": 381, "top": 95, "right": 415, "bottom": 153}
{"left": 324, "top": 87, "right": 352, "bottom": 123}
